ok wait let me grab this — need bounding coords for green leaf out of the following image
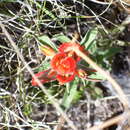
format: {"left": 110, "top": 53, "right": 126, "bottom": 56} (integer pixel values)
{"left": 94, "top": 87, "right": 103, "bottom": 96}
{"left": 38, "top": 35, "right": 57, "bottom": 51}
{"left": 37, "top": 60, "right": 50, "bottom": 72}
{"left": 91, "top": 87, "right": 103, "bottom": 99}
{"left": 80, "top": 28, "right": 98, "bottom": 49}
{"left": 88, "top": 71, "right": 106, "bottom": 80}
{"left": 87, "top": 41, "right": 97, "bottom": 54}
{"left": 33, "top": 1, "right": 56, "bottom": 20}
{"left": 23, "top": 104, "right": 32, "bottom": 116}
{"left": 34, "top": 1, "right": 62, "bottom": 26}
{"left": 61, "top": 79, "right": 79, "bottom": 109}
{"left": 53, "top": 34, "right": 71, "bottom": 43}
{"left": 97, "top": 47, "right": 122, "bottom": 59}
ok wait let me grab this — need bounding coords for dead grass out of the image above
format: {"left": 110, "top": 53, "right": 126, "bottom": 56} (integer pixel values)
{"left": 0, "top": 0, "right": 130, "bottom": 130}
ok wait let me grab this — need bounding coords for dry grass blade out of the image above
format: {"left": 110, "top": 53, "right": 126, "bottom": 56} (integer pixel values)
{"left": 0, "top": 103, "right": 34, "bottom": 129}
{"left": 55, "top": 116, "right": 66, "bottom": 130}
{"left": 89, "top": 111, "right": 130, "bottom": 130}
{"left": 89, "top": 0, "right": 112, "bottom": 5}
{"left": 74, "top": 48, "right": 130, "bottom": 109}
{"left": 0, "top": 22, "right": 78, "bottom": 130}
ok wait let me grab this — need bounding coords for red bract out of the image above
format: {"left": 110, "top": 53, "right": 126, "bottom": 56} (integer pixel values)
{"left": 59, "top": 42, "right": 88, "bottom": 62}
{"left": 31, "top": 69, "right": 56, "bottom": 86}
{"left": 56, "top": 74, "right": 75, "bottom": 84}
{"left": 32, "top": 42, "right": 92, "bottom": 86}
{"left": 59, "top": 42, "right": 84, "bottom": 52}
{"left": 51, "top": 53, "right": 76, "bottom": 75}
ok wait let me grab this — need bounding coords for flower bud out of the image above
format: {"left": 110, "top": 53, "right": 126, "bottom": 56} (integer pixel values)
{"left": 40, "top": 45, "right": 56, "bottom": 57}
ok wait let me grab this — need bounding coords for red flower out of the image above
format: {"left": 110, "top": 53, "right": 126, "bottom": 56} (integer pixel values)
{"left": 51, "top": 53, "right": 76, "bottom": 75}
{"left": 32, "top": 42, "right": 93, "bottom": 86}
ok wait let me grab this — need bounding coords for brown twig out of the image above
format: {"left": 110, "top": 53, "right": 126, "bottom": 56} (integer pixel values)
{"left": 55, "top": 116, "right": 66, "bottom": 130}
{"left": 89, "top": 111, "right": 130, "bottom": 130}
{"left": 0, "top": 22, "right": 77, "bottom": 130}
{"left": 74, "top": 48, "right": 130, "bottom": 109}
